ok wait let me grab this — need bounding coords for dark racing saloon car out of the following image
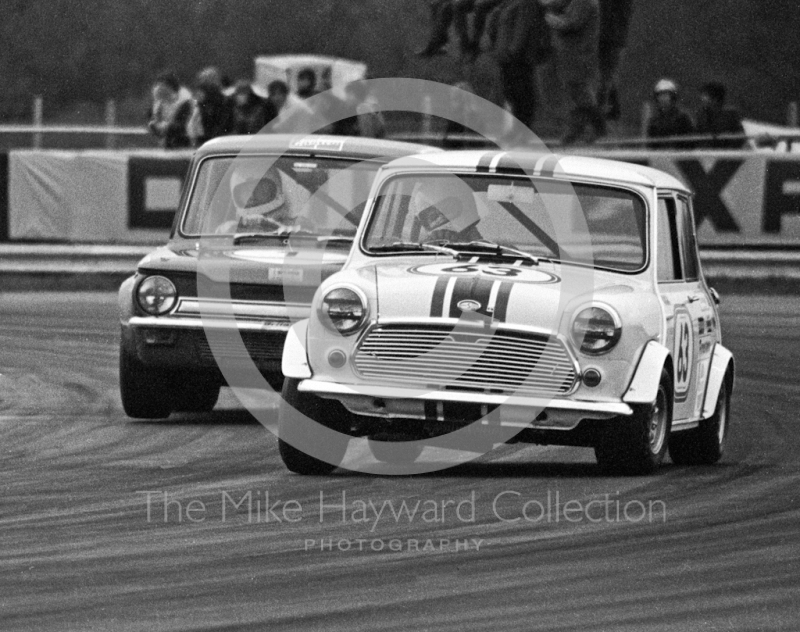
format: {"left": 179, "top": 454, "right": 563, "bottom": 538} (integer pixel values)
{"left": 119, "top": 134, "right": 439, "bottom": 419}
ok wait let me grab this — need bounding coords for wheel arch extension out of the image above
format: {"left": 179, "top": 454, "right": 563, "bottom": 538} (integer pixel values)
{"left": 701, "top": 344, "right": 734, "bottom": 420}
{"left": 623, "top": 341, "right": 672, "bottom": 405}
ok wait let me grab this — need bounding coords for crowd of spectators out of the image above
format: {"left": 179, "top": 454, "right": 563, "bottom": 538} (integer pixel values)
{"left": 147, "top": 65, "right": 386, "bottom": 150}
{"left": 646, "top": 79, "right": 746, "bottom": 149}
{"left": 418, "top": 0, "right": 635, "bottom": 145}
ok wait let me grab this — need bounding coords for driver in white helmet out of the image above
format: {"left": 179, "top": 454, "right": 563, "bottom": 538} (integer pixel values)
{"left": 216, "top": 161, "right": 309, "bottom": 234}
{"left": 418, "top": 193, "right": 483, "bottom": 243}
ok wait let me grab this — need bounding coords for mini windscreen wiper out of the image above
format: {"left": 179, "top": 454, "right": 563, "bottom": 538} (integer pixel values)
{"left": 370, "top": 242, "right": 459, "bottom": 257}
{"left": 232, "top": 232, "right": 288, "bottom": 245}
{"left": 447, "top": 241, "right": 543, "bottom": 265}
{"left": 233, "top": 229, "right": 350, "bottom": 245}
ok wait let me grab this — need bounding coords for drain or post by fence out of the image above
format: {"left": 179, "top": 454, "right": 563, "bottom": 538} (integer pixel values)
{"left": 105, "top": 99, "right": 117, "bottom": 149}
{"left": 32, "top": 96, "right": 44, "bottom": 149}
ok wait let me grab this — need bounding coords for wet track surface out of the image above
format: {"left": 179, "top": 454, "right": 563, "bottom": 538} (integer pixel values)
{"left": 0, "top": 292, "right": 798, "bottom": 631}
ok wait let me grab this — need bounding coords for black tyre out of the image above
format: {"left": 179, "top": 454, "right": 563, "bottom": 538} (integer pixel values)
{"left": 669, "top": 377, "right": 730, "bottom": 465}
{"left": 368, "top": 436, "right": 424, "bottom": 465}
{"left": 595, "top": 368, "right": 672, "bottom": 475}
{"left": 119, "top": 344, "right": 173, "bottom": 419}
{"left": 278, "top": 378, "right": 349, "bottom": 475}
{"left": 174, "top": 377, "right": 221, "bottom": 413}
{"left": 263, "top": 371, "right": 285, "bottom": 392}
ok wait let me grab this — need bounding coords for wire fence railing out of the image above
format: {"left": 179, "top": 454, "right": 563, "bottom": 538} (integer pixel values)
{"left": 3, "top": 124, "right": 800, "bottom": 152}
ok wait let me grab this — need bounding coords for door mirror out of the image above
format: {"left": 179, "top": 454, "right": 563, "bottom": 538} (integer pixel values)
{"left": 709, "top": 287, "right": 721, "bottom": 305}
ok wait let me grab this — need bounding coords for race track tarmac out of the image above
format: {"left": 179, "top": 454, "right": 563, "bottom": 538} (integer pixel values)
{"left": 0, "top": 292, "right": 798, "bottom": 631}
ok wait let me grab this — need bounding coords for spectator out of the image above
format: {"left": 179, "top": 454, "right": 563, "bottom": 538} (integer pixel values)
{"left": 646, "top": 79, "right": 695, "bottom": 149}
{"left": 443, "top": 81, "right": 480, "bottom": 148}
{"left": 187, "top": 80, "right": 234, "bottom": 146}
{"left": 598, "top": 0, "right": 635, "bottom": 121}
{"left": 196, "top": 66, "right": 224, "bottom": 91}
{"left": 342, "top": 81, "right": 387, "bottom": 138}
{"left": 267, "top": 80, "right": 290, "bottom": 116}
{"left": 147, "top": 71, "right": 193, "bottom": 149}
{"left": 695, "top": 81, "right": 746, "bottom": 149}
{"left": 231, "top": 80, "right": 276, "bottom": 135}
{"left": 539, "top": 0, "right": 605, "bottom": 145}
{"left": 296, "top": 68, "right": 318, "bottom": 100}
{"left": 485, "top": 0, "right": 550, "bottom": 128}
{"left": 311, "top": 70, "right": 355, "bottom": 136}
{"left": 267, "top": 80, "right": 314, "bottom": 133}
{"left": 416, "top": 0, "right": 506, "bottom": 58}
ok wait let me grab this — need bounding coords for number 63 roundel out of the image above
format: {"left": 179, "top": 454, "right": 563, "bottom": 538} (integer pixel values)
{"left": 673, "top": 309, "right": 694, "bottom": 401}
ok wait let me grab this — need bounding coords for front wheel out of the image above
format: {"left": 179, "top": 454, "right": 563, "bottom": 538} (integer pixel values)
{"left": 174, "top": 377, "right": 221, "bottom": 413}
{"left": 369, "top": 436, "right": 424, "bottom": 465}
{"left": 119, "top": 344, "right": 173, "bottom": 419}
{"left": 669, "top": 378, "right": 730, "bottom": 465}
{"left": 278, "top": 378, "right": 350, "bottom": 475}
{"left": 595, "top": 368, "right": 672, "bottom": 475}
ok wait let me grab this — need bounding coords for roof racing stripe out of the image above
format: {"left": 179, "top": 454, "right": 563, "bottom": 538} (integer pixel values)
{"left": 496, "top": 153, "right": 528, "bottom": 176}
{"left": 476, "top": 151, "right": 500, "bottom": 173}
{"left": 488, "top": 152, "right": 507, "bottom": 173}
{"left": 536, "top": 154, "right": 561, "bottom": 178}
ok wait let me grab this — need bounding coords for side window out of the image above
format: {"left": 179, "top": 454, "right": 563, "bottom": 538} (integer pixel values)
{"left": 676, "top": 196, "right": 700, "bottom": 281}
{"left": 657, "top": 198, "right": 683, "bottom": 282}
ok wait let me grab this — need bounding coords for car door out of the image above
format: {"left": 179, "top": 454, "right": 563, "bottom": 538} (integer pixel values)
{"left": 656, "top": 194, "right": 698, "bottom": 423}
{"left": 675, "top": 194, "right": 718, "bottom": 420}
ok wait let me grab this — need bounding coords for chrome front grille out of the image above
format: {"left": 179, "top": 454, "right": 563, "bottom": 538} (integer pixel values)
{"left": 195, "top": 331, "right": 284, "bottom": 365}
{"left": 353, "top": 324, "right": 577, "bottom": 395}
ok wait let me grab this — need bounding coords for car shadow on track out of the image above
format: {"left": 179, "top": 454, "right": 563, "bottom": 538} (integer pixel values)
{"left": 130, "top": 409, "right": 270, "bottom": 426}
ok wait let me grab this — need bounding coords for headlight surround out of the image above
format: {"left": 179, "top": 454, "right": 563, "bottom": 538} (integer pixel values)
{"left": 570, "top": 304, "right": 621, "bottom": 355}
{"left": 319, "top": 286, "right": 368, "bottom": 335}
{"left": 136, "top": 275, "right": 178, "bottom": 315}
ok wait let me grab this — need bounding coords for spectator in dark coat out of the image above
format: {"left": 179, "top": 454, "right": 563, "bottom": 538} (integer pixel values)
{"left": 646, "top": 79, "right": 695, "bottom": 149}
{"left": 189, "top": 81, "right": 234, "bottom": 146}
{"left": 540, "top": 0, "right": 605, "bottom": 144}
{"left": 416, "top": 0, "right": 506, "bottom": 58}
{"left": 147, "top": 71, "right": 193, "bottom": 149}
{"left": 695, "top": 81, "right": 746, "bottom": 149}
{"left": 485, "top": 0, "right": 551, "bottom": 128}
{"left": 598, "top": 0, "right": 635, "bottom": 120}
{"left": 296, "top": 68, "right": 318, "bottom": 100}
{"left": 231, "top": 81, "right": 276, "bottom": 135}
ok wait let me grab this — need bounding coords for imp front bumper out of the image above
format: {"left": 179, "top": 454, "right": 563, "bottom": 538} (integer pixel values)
{"left": 125, "top": 315, "right": 292, "bottom": 372}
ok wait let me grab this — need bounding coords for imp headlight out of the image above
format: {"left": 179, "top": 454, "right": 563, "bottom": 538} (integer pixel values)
{"left": 136, "top": 275, "right": 178, "bottom": 315}
{"left": 319, "top": 286, "right": 368, "bottom": 335}
{"left": 570, "top": 304, "right": 621, "bottom": 355}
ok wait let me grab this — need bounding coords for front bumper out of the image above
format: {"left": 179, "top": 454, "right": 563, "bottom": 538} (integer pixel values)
{"left": 299, "top": 379, "right": 632, "bottom": 431}
{"left": 124, "top": 298, "right": 298, "bottom": 372}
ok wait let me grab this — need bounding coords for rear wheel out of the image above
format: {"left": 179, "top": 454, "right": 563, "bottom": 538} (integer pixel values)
{"left": 278, "top": 378, "right": 349, "bottom": 475}
{"left": 119, "top": 344, "right": 173, "bottom": 419}
{"left": 669, "top": 378, "right": 730, "bottom": 465}
{"left": 595, "top": 368, "right": 672, "bottom": 475}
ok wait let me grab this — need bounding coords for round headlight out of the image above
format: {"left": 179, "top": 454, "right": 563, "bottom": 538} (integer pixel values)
{"left": 137, "top": 275, "right": 178, "bottom": 315}
{"left": 571, "top": 305, "right": 621, "bottom": 355}
{"left": 320, "top": 287, "right": 368, "bottom": 335}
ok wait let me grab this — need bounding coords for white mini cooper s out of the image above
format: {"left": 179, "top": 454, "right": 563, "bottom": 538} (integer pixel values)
{"left": 279, "top": 150, "right": 734, "bottom": 475}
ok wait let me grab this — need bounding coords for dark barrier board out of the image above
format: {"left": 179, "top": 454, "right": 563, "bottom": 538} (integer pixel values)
{"left": 128, "top": 156, "right": 191, "bottom": 230}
